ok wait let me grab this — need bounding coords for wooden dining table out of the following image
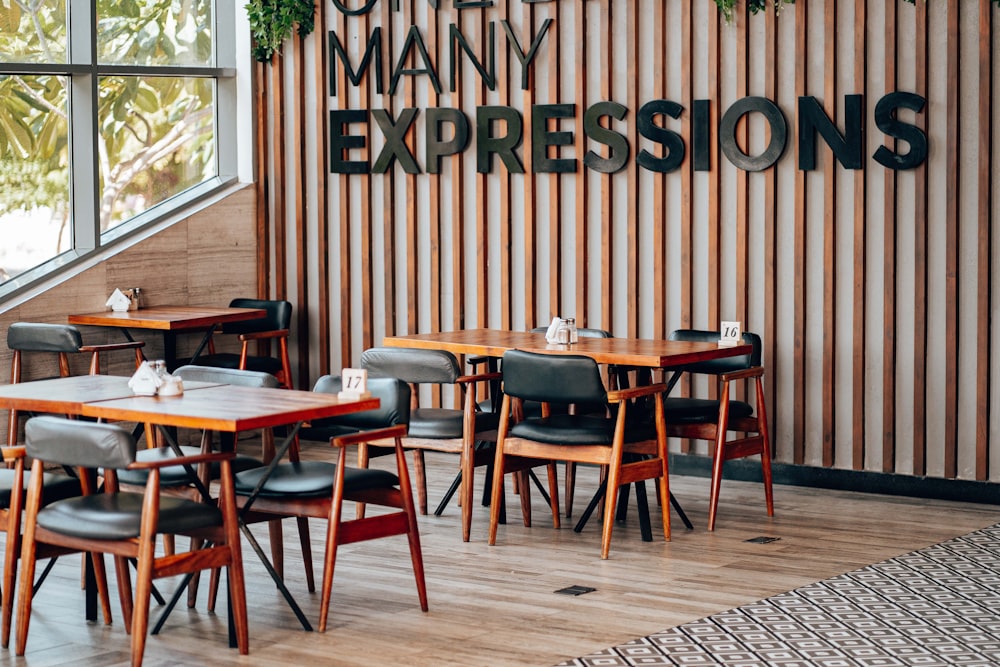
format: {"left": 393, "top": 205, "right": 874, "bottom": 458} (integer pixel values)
{"left": 383, "top": 328, "right": 754, "bottom": 535}
{"left": 0, "top": 374, "right": 379, "bottom": 633}
{"left": 68, "top": 305, "right": 267, "bottom": 369}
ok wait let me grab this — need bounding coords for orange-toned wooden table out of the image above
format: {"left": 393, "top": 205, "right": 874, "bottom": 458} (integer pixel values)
{"left": 68, "top": 306, "right": 266, "bottom": 368}
{"left": 0, "top": 376, "right": 379, "bottom": 632}
{"left": 383, "top": 328, "right": 752, "bottom": 369}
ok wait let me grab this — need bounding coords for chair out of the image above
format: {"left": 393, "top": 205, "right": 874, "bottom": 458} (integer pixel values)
{"left": 359, "top": 347, "right": 500, "bottom": 542}
{"left": 234, "top": 376, "right": 427, "bottom": 632}
{"left": 0, "top": 447, "right": 88, "bottom": 648}
{"left": 663, "top": 329, "right": 774, "bottom": 530}
{"left": 191, "top": 298, "right": 294, "bottom": 389}
{"left": 15, "top": 416, "right": 248, "bottom": 665}
{"left": 5, "top": 322, "right": 145, "bottom": 445}
{"left": 116, "top": 365, "right": 306, "bottom": 606}
{"left": 487, "top": 350, "right": 671, "bottom": 559}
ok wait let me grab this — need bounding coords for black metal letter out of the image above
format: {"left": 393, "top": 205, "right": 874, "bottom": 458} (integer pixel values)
{"left": 531, "top": 103, "right": 576, "bottom": 174}
{"left": 692, "top": 99, "right": 711, "bottom": 171}
{"left": 501, "top": 18, "right": 553, "bottom": 91}
{"left": 719, "top": 96, "right": 787, "bottom": 172}
{"left": 330, "top": 109, "right": 369, "bottom": 174}
{"left": 583, "top": 101, "right": 629, "bottom": 174}
{"left": 476, "top": 106, "right": 524, "bottom": 174}
{"left": 390, "top": 26, "right": 442, "bottom": 96}
{"left": 636, "top": 100, "right": 685, "bottom": 173}
{"left": 798, "top": 95, "right": 863, "bottom": 171}
{"left": 873, "top": 92, "right": 928, "bottom": 170}
{"left": 425, "top": 108, "right": 471, "bottom": 174}
{"left": 329, "top": 28, "right": 383, "bottom": 95}
{"left": 372, "top": 108, "right": 421, "bottom": 174}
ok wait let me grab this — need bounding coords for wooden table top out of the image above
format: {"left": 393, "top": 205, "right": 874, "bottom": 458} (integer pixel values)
{"left": 383, "top": 328, "right": 752, "bottom": 368}
{"left": 81, "top": 384, "right": 379, "bottom": 432}
{"left": 0, "top": 376, "right": 378, "bottom": 434}
{"left": 68, "top": 306, "right": 266, "bottom": 331}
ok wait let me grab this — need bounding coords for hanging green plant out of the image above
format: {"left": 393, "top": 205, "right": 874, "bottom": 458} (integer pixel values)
{"left": 245, "top": 0, "right": 316, "bottom": 63}
{"left": 714, "top": 0, "right": 793, "bottom": 23}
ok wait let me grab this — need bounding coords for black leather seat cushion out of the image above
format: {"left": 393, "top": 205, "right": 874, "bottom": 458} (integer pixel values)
{"left": 189, "top": 353, "right": 284, "bottom": 376}
{"left": 511, "top": 414, "right": 615, "bottom": 445}
{"left": 409, "top": 407, "right": 499, "bottom": 439}
{"left": 234, "top": 461, "right": 399, "bottom": 499}
{"left": 116, "top": 446, "right": 262, "bottom": 487}
{"left": 0, "top": 469, "right": 82, "bottom": 508}
{"left": 663, "top": 398, "right": 754, "bottom": 425}
{"left": 37, "top": 493, "right": 222, "bottom": 540}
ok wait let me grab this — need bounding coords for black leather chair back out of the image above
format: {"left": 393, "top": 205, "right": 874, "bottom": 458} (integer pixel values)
{"left": 173, "top": 365, "right": 279, "bottom": 389}
{"left": 311, "top": 375, "right": 411, "bottom": 429}
{"left": 7, "top": 323, "right": 83, "bottom": 353}
{"left": 222, "top": 298, "right": 292, "bottom": 335}
{"left": 26, "top": 416, "right": 135, "bottom": 469}
{"left": 500, "top": 350, "right": 607, "bottom": 406}
{"left": 361, "top": 347, "right": 461, "bottom": 385}
{"left": 667, "top": 329, "right": 762, "bottom": 373}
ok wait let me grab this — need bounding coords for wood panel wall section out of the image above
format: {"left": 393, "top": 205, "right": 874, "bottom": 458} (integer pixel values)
{"left": 252, "top": 0, "right": 998, "bottom": 485}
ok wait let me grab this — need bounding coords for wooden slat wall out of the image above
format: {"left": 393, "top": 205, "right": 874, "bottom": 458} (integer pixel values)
{"left": 255, "top": 0, "right": 998, "bottom": 483}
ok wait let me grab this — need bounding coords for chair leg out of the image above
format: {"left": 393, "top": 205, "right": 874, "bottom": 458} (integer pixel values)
{"left": 547, "top": 463, "right": 561, "bottom": 528}
{"left": 564, "top": 461, "right": 576, "bottom": 518}
{"left": 460, "top": 445, "right": 475, "bottom": 542}
{"left": 599, "top": 458, "right": 624, "bottom": 560}
{"left": 412, "top": 450, "right": 428, "bottom": 515}
{"left": 318, "top": 449, "right": 347, "bottom": 633}
{"left": 268, "top": 520, "right": 284, "bottom": 579}
{"left": 297, "top": 517, "right": 315, "bottom": 593}
{"left": 114, "top": 554, "right": 134, "bottom": 631}
{"left": 14, "top": 530, "right": 38, "bottom": 656}
{"left": 356, "top": 444, "right": 370, "bottom": 519}
{"left": 517, "top": 470, "right": 532, "bottom": 527}
{"left": 394, "top": 441, "right": 428, "bottom": 612}
{"left": 707, "top": 383, "right": 732, "bottom": 532}
{"left": 487, "top": 451, "right": 507, "bottom": 546}
{"left": 91, "top": 552, "right": 113, "bottom": 626}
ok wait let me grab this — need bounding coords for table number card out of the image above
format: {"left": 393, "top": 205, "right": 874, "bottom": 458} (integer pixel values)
{"left": 338, "top": 368, "right": 371, "bottom": 400}
{"left": 719, "top": 321, "right": 742, "bottom": 347}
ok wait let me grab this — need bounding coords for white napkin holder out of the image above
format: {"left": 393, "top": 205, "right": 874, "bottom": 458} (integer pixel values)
{"left": 544, "top": 317, "right": 569, "bottom": 344}
{"left": 128, "top": 361, "right": 163, "bottom": 396}
{"left": 106, "top": 288, "right": 133, "bottom": 313}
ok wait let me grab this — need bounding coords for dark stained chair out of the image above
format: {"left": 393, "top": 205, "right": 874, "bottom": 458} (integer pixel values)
{"left": 359, "top": 347, "right": 500, "bottom": 542}
{"left": 0, "top": 446, "right": 88, "bottom": 648}
{"left": 15, "top": 416, "right": 248, "bottom": 666}
{"left": 234, "top": 376, "right": 427, "bottom": 632}
{"left": 664, "top": 329, "right": 773, "bottom": 530}
{"left": 5, "top": 322, "right": 145, "bottom": 445}
{"left": 488, "top": 350, "right": 671, "bottom": 559}
{"left": 191, "top": 298, "right": 294, "bottom": 389}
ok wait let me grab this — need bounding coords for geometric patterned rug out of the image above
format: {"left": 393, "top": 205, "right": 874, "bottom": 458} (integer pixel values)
{"left": 558, "top": 524, "right": 1000, "bottom": 666}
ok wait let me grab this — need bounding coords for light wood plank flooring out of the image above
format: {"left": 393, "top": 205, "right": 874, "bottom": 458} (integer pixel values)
{"left": 1, "top": 440, "right": 996, "bottom": 666}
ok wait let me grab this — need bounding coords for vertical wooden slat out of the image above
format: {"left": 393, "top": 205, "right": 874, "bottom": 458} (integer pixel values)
{"left": 763, "top": 5, "right": 778, "bottom": 455}
{"left": 680, "top": 1, "right": 693, "bottom": 336}
{"left": 314, "top": 0, "right": 331, "bottom": 376}
{"left": 599, "top": 0, "right": 613, "bottom": 331}
{"left": 882, "top": 1, "right": 897, "bottom": 472}
{"left": 853, "top": 0, "right": 868, "bottom": 470}
{"left": 547, "top": 1, "right": 562, "bottom": 323}
{"left": 651, "top": 0, "right": 666, "bottom": 341}
{"left": 427, "top": 4, "right": 441, "bottom": 334}
{"left": 706, "top": 4, "right": 720, "bottom": 332}
{"left": 821, "top": 0, "right": 837, "bottom": 467}
{"left": 254, "top": 61, "right": 271, "bottom": 300}
{"left": 523, "top": 2, "right": 537, "bottom": 326}
{"left": 404, "top": 0, "right": 418, "bottom": 336}
{"left": 735, "top": 4, "right": 749, "bottom": 329}
{"left": 383, "top": 0, "right": 398, "bottom": 338}
{"left": 944, "top": 1, "right": 960, "bottom": 478}
{"left": 336, "top": 9, "right": 352, "bottom": 366}
{"left": 975, "top": 0, "right": 993, "bottom": 480}
{"left": 499, "top": 0, "right": 512, "bottom": 331}
{"left": 292, "top": 33, "right": 309, "bottom": 388}
{"left": 793, "top": 0, "right": 808, "bottom": 464}
{"left": 912, "top": 0, "right": 928, "bottom": 476}
{"left": 625, "top": 0, "right": 639, "bottom": 339}
{"left": 272, "top": 56, "right": 288, "bottom": 299}
{"left": 451, "top": 4, "right": 466, "bottom": 334}
{"left": 475, "top": 8, "right": 489, "bottom": 329}
{"left": 359, "top": 11, "right": 373, "bottom": 351}
{"left": 574, "top": 1, "right": 589, "bottom": 328}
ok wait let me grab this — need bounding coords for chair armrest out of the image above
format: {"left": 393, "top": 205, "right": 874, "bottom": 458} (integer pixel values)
{"left": 456, "top": 371, "right": 502, "bottom": 384}
{"left": 125, "top": 450, "right": 235, "bottom": 470}
{"left": 466, "top": 355, "right": 491, "bottom": 367}
{"left": 79, "top": 341, "right": 146, "bottom": 353}
{"left": 331, "top": 424, "right": 408, "bottom": 448}
{"left": 607, "top": 382, "right": 668, "bottom": 402}
{"left": 718, "top": 366, "right": 764, "bottom": 383}
{"left": 238, "top": 329, "right": 289, "bottom": 342}
{"left": 1, "top": 446, "right": 26, "bottom": 461}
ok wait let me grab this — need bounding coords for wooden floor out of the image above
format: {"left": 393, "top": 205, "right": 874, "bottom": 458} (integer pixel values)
{"left": 1, "top": 439, "right": 997, "bottom": 667}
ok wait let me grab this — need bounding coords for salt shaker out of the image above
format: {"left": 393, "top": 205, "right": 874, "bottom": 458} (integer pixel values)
{"left": 566, "top": 317, "right": 578, "bottom": 343}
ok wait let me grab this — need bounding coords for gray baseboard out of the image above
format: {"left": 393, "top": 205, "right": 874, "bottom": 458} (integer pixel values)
{"left": 669, "top": 453, "right": 1000, "bottom": 506}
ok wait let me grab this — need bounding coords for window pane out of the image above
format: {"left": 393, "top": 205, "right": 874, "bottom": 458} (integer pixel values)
{"left": 98, "top": 76, "right": 216, "bottom": 231}
{"left": 0, "top": 75, "right": 69, "bottom": 284}
{"left": 97, "top": 0, "right": 214, "bottom": 67}
{"left": 0, "top": 1, "right": 67, "bottom": 64}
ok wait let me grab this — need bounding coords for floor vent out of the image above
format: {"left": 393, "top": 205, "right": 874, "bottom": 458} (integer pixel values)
{"left": 745, "top": 536, "right": 781, "bottom": 544}
{"left": 555, "top": 585, "right": 596, "bottom": 596}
